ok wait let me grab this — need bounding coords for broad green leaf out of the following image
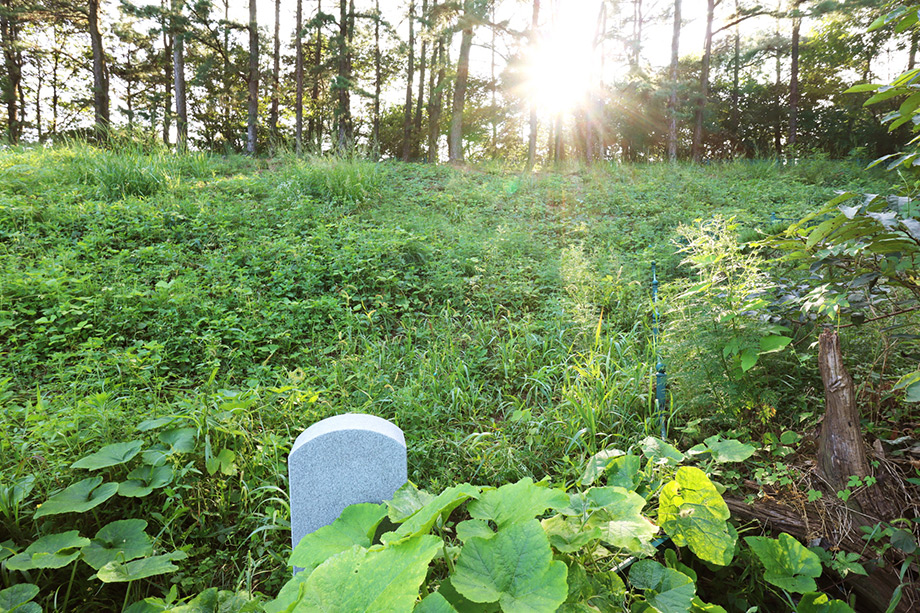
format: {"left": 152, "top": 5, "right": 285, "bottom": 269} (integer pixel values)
{"left": 703, "top": 436, "right": 756, "bottom": 463}
{"left": 639, "top": 437, "right": 684, "bottom": 466}
{"left": 744, "top": 534, "right": 822, "bottom": 593}
{"left": 118, "top": 465, "right": 174, "bottom": 498}
{"left": 659, "top": 467, "right": 734, "bottom": 566}
{"left": 467, "top": 478, "right": 568, "bottom": 529}
{"left": 96, "top": 551, "right": 187, "bottom": 583}
{"left": 760, "top": 335, "right": 792, "bottom": 354}
{"left": 34, "top": 477, "right": 118, "bottom": 518}
{"left": 205, "top": 448, "right": 237, "bottom": 476}
{"left": 456, "top": 519, "right": 495, "bottom": 542}
{"left": 290, "top": 503, "right": 387, "bottom": 573}
{"left": 605, "top": 454, "right": 642, "bottom": 490}
{"left": 890, "top": 528, "right": 917, "bottom": 554}
{"left": 6, "top": 531, "right": 89, "bottom": 571}
{"left": 159, "top": 427, "right": 197, "bottom": 454}
{"left": 386, "top": 482, "right": 436, "bottom": 523}
{"left": 739, "top": 348, "right": 759, "bottom": 372}
{"left": 169, "top": 588, "right": 263, "bottom": 613}
{"left": 287, "top": 535, "right": 441, "bottom": 611}
{"left": 844, "top": 83, "right": 883, "bottom": 93}
{"left": 83, "top": 519, "right": 153, "bottom": 571}
{"left": 690, "top": 597, "right": 728, "bottom": 612}
{"left": 414, "top": 593, "right": 458, "bottom": 613}
{"left": 0, "top": 583, "right": 41, "bottom": 613}
{"left": 383, "top": 484, "right": 479, "bottom": 544}
{"left": 72, "top": 440, "right": 143, "bottom": 470}
{"left": 579, "top": 448, "right": 625, "bottom": 486}
{"left": 589, "top": 488, "right": 659, "bottom": 556}
{"left": 437, "top": 578, "right": 501, "bottom": 613}
{"left": 541, "top": 514, "right": 601, "bottom": 553}
{"left": 796, "top": 592, "right": 855, "bottom": 613}
{"left": 452, "top": 519, "right": 568, "bottom": 612}
{"left": 0, "top": 476, "right": 34, "bottom": 519}
{"left": 628, "top": 560, "right": 696, "bottom": 613}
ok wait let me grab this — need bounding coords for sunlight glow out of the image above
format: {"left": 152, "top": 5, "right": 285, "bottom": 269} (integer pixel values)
{"left": 526, "top": 4, "right": 600, "bottom": 115}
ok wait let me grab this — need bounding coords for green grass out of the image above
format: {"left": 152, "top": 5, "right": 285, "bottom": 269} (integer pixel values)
{"left": 0, "top": 145, "right": 896, "bottom": 609}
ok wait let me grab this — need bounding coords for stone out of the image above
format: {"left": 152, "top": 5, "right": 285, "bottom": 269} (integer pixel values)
{"left": 288, "top": 413, "right": 407, "bottom": 551}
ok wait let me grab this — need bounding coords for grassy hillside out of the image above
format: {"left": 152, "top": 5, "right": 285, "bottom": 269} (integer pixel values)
{"left": 0, "top": 145, "right": 904, "bottom": 608}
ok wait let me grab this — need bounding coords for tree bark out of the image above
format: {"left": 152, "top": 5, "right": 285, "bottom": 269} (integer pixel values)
{"left": 373, "top": 0, "right": 381, "bottom": 158}
{"left": 247, "top": 0, "right": 259, "bottom": 154}
{"left": 414, "top": 0, "right": 428, "bottom": 159}
{"left": 89, "top": 0, "right": 110, "bottom": 136}
{"left": 427, "top": 25, "right": 445, "bottom": 163}
{"left": 402, "top": 0, "right": 416, "bottom": 161}
{"left": 308, "top": 0, "right": 322, "bottom": 151}
{"left": 172, "top": 0, "right": 188, "bottom": 152}
{"left": 0, "top": 0, "right": 22, "bottom": 144}
{"left": 270, "top": 0, "right": 281, "bottom": 143}
{"left": 527, "top": 0, "right": 540, "bottom": 170}
{"left": 667, "top": 0, "right": 681, "bottom": 162}
{"left": 296, "top": 0, "right": 304, "bottom": 154}
{"left": 448, "top": 3, "right": 473, "bottom": 163}
{"left": 692, "top": 0, "right": 715, "bottom": 163}
{"left": 788, "top": 0, "right": 800, "bottom": 150}
{"left": 335, "top": 0, "right": 352, "bottom": 153}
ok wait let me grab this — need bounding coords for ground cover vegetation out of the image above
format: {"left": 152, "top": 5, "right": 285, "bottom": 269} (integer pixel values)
{"left": 1, "top": 141, "right": 919, "bottom": 612}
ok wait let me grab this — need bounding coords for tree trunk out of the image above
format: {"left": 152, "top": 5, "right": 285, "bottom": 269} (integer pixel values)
{"left": 373, "top": 0, "right": 381, "bottom": 158}
{"left": 0, "top": 0, "right": 22, "bottom": 144}
{"left": 336, "top": 0, "right": 352, "bottom": 153}
{"left": 402, "top": 0, "right": 415, "bottom": 161}
{"left": 731, "top": 0, "right": 740, "bottom": 152}
{"left": 427, "top": 27, "right": 445, "bottom": 163}
{"left": 414, "top": 0, "right": 428, "bottom": 159}
{"left": 296, "top": 0, "right": 304, "bottom": 154}
{"left": 910, "top": 29, "right": 918, "bottom": 71}
{"left": 667, "top": 0, "right": 681, "bottom": 162}
{"left": 270, "top": 0, "right": 281, "bottom": 144}
{"left": 89, "top": 0, "right": 110, "bottom": 136}
{"left": 788, "top": 0, "right": 800, "bottom": 151}
{"left": 692, "top": 0, "right": 715, "bottom": 163}
{"left": 248, "top": 0, "right": 259, "bottom": 154}
{"left": 448, "top": 5, "right": 473, "bottom": 163}
{"left": 162, "top": 22, "right": 172, "bottom": 145}
{"left": 308, "top": 0, "right": 322, "bottom": 151}
{"left": 526, "top": 0, "right": 540, "bottom": 170}
{"left": 817, "top": 329, "right": 868, "bottom": 489}
{"left": 172, "top": 0, "right": 188, "bottom": 152}
{"left": 490, "top": 2, "right": 496, "bottom": 156}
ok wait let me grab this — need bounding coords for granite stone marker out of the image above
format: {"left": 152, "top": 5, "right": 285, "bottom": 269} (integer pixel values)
{"left": 288, "top": 413, "right": 407, "bottom": 551}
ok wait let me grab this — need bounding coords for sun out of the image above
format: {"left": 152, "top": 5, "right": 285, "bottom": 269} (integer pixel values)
{"left": 526, "top": 3, "right": 600, "bottom": 116}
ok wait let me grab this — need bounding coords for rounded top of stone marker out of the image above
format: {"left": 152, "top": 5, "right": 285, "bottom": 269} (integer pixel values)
{"left": 291, "top": 413, "right": 406, "bottom": 455}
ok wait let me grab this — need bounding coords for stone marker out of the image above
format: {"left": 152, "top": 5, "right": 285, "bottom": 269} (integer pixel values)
{"left": 288, "top": 413, "right": 407, "bottom": 551}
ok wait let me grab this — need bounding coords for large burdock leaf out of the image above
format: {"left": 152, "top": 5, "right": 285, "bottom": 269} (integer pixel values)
{"left": 96, "top": 551, "right": 187, "bottom": 583}
{"left": 796, "top": 592, "right": 855, "bottom": 613}
{"left": 83, "top": 519, "right": 153, "bottom": 570}
{"left": 628, "top": 560, "right": 696, "bottom": 613}
{"left": 34, "top": 477, "right": 118, "bottom": 518}
{"left": 468, "top": 479, "right": 569, "bottom": 529}
{"left": 702, "top": 436, "right": 755, "bottom": 464}
{"left": 72, "top": 441, "right": 143, "bottom": 470}
{"left": 382, "top": 484, "right": 479, "bottom": 545}
{"left": 541, "top": 515, "right": 600, "bottom": 553}
{"left": 639, "top": 437, "right": 684, "bottom": 466}
{"left": 6, "top": 531, "right": 89, "bottom": 570}
{"left": 118, "top": 464, "right": 174, "bottom": 498}
{"left": 744, "top": 534, "right": 822, "bottom": 594}
{"left": 658, "top": 467, "right": 734, "bottom": 566}
{"left": 293, "top": 535, "right": 441, "bottom": 611}
{"left": 0, "top": 583, "right": 41, "bottom": 613}
{"left": 452, "top": 519, "right": 568, "bottom": 612}
{"left": 414, "top": 593, "right": 458, "bottom": 613}
{"left": 386, "top": 482, "right": 437, "bottom": 523}
{"left": 290, "top": 503, "right": 387, "bottom": 574}
{"left": 580, "top": 448, "right": 625, "bottom": 486}
{"left": 589, "top": 488, "right": 659, "bottom": 556}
